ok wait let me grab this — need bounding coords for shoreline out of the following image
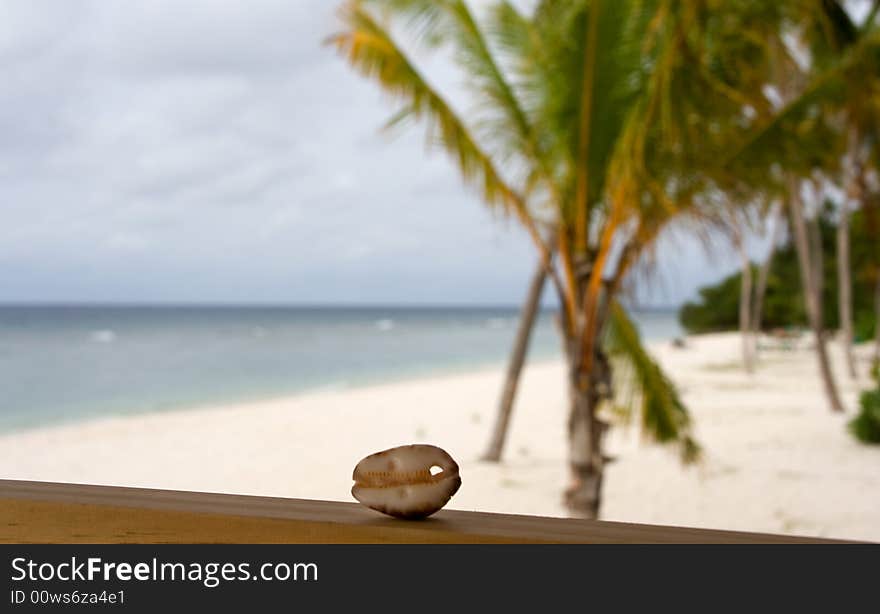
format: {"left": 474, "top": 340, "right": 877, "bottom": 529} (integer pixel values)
{"left": 1, "top": 332, "right": 878, "bottom": 541}
{"left": 0, "top": 353, "right": 565, "bottom": 438}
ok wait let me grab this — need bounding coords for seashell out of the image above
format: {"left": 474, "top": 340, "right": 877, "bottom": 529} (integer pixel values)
{"left": 351, "top": 444, "right": 461, "bottom": 519}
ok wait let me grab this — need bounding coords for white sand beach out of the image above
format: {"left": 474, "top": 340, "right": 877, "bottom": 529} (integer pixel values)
{"left": 1, "top": 332, "right": 878, "bottom": 541}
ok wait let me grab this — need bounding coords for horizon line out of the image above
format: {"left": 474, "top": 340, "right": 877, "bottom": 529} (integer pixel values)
{"left": 0, "top": 300, "right": 682, "bottom": 311}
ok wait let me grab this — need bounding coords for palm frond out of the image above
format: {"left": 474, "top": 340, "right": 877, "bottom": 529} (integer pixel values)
{"left": 363, "top": 1, "right": 544, "bottom": 175}
{"left": 444, "top": 1, "right": 535, "bottom": 158}
{"left": 525, "top": 0, "right": 650, "bottom": 226}
{"left": 722, "top": 27, "right": 880, "bottom": 176}
{"left": 328, "top": 1, "right": 538, "bottom": 231}
{"left": 487, "top": 1, "right": 586, "bottom": 210}
{"left": 604, "top": 300, "right": 700, "bottom": 463}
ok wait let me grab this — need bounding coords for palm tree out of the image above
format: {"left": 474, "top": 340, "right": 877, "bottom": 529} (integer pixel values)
{"left": 784, "top": 0, "right": 879, "bottom": 394}
{"left": 717, "top": 0, "right": 880, "bottom": 411}
{"left": 806, "top": 1, "right": 880, "bottom": 381}
{"left": 329, "top": 0, "right": 705, "bottom": 517}
{"left": 732, "top": 214, "right": 757, "bottom": 373}
{"left": 482, "top": 259, "right": 547, "bottom": 462}
{"left": 790, "top": 175, "right": 846, "bottom": 411}
{"left": 837, "top": 31, "right": 880, "bottom": 378}
{"left": 752, "top": 200, "right": 784, "bottom": 341}
{"left": 670, "top": 1, "right": 803, "bottom": 376}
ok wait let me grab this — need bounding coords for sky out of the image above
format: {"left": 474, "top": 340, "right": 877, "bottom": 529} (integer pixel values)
{"left": 0, "top": 0, "right": 790, "bottom": 307}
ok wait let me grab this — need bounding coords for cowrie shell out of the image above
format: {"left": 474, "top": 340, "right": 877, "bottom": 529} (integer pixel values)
{"left": 351, "top": 444, "right": 461, "bottom": 519}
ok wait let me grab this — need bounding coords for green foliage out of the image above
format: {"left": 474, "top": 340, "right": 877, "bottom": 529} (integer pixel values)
{"left": 605, "top": 302, "right": 700, "bottom": 463}
{"left": 849, "top": 381, "right": 880, "bottom": 444}
{"left": 717, "top": 0, "right": 880, "bottom": 187}
{"left": 679, "top": 269, "right": 755, "bottom": 333}
{"left": 679, "top": 205, "right": 879, "bottom": 338}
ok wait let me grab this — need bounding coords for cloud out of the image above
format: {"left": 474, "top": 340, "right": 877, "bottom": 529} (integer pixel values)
{"left": 0, "top": 0, "right": 748, "bottom": 306}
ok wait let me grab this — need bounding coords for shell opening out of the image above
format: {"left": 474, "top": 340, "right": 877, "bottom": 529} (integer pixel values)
{"left": 429, "top": 465, "right": 443, "bottom": 477}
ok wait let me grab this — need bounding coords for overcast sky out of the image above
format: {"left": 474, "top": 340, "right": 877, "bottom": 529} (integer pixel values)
{"left": 0, "top": 0, "right": 776, "bottom": 307}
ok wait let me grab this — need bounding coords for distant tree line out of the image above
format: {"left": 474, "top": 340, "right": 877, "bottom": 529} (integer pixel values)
{"left": 680, "top": 203, "right": 878, "bottom": 341}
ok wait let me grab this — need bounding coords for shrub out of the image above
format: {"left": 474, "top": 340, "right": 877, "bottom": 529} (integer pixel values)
{"left": 849, "top": 380, "right": 880, "bottom": 445}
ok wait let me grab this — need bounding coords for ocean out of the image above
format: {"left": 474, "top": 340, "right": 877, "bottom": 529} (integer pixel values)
{"left": 0, "top": 305, "right": 681, "bottom": 433}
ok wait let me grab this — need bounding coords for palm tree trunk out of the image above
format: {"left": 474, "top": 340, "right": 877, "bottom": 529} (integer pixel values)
{"left": 564, "top": 346, "right": 611, "bottom": 519}
{"left": 736, "top": 228, "right": 756, "bottom": 374}
{"left": 788, "top": 176, "right": 845, "bottom": 412}
{"left": 809, "top": 210, "right": 823, "bottom": 303}
{"left": 482, "top": 263, "right": 547, "bottom": 462}
{"left": 560, "top": 272, "right": 614, "bottom": 519}
{"left": 839, "top": 128, "right": 861, "bottom": 379}
{"left": 752, "top": 201, "right": 783, "bottom": 338}
{"left": 837, "top": 200, "right": 857, "bottom": 378}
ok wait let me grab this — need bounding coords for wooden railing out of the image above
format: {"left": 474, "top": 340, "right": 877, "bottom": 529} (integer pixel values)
{"left": 0, "top": 479, "right": 849, "bottom": 543}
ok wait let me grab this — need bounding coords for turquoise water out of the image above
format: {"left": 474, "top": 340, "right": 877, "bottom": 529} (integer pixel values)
{"left": 0, "top": 305, "right": 680, "bottom": 433}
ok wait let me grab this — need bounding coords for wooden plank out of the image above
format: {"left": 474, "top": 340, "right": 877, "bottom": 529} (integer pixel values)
{"left": 0, "top": 479, "right": 850, "bottom": 543}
